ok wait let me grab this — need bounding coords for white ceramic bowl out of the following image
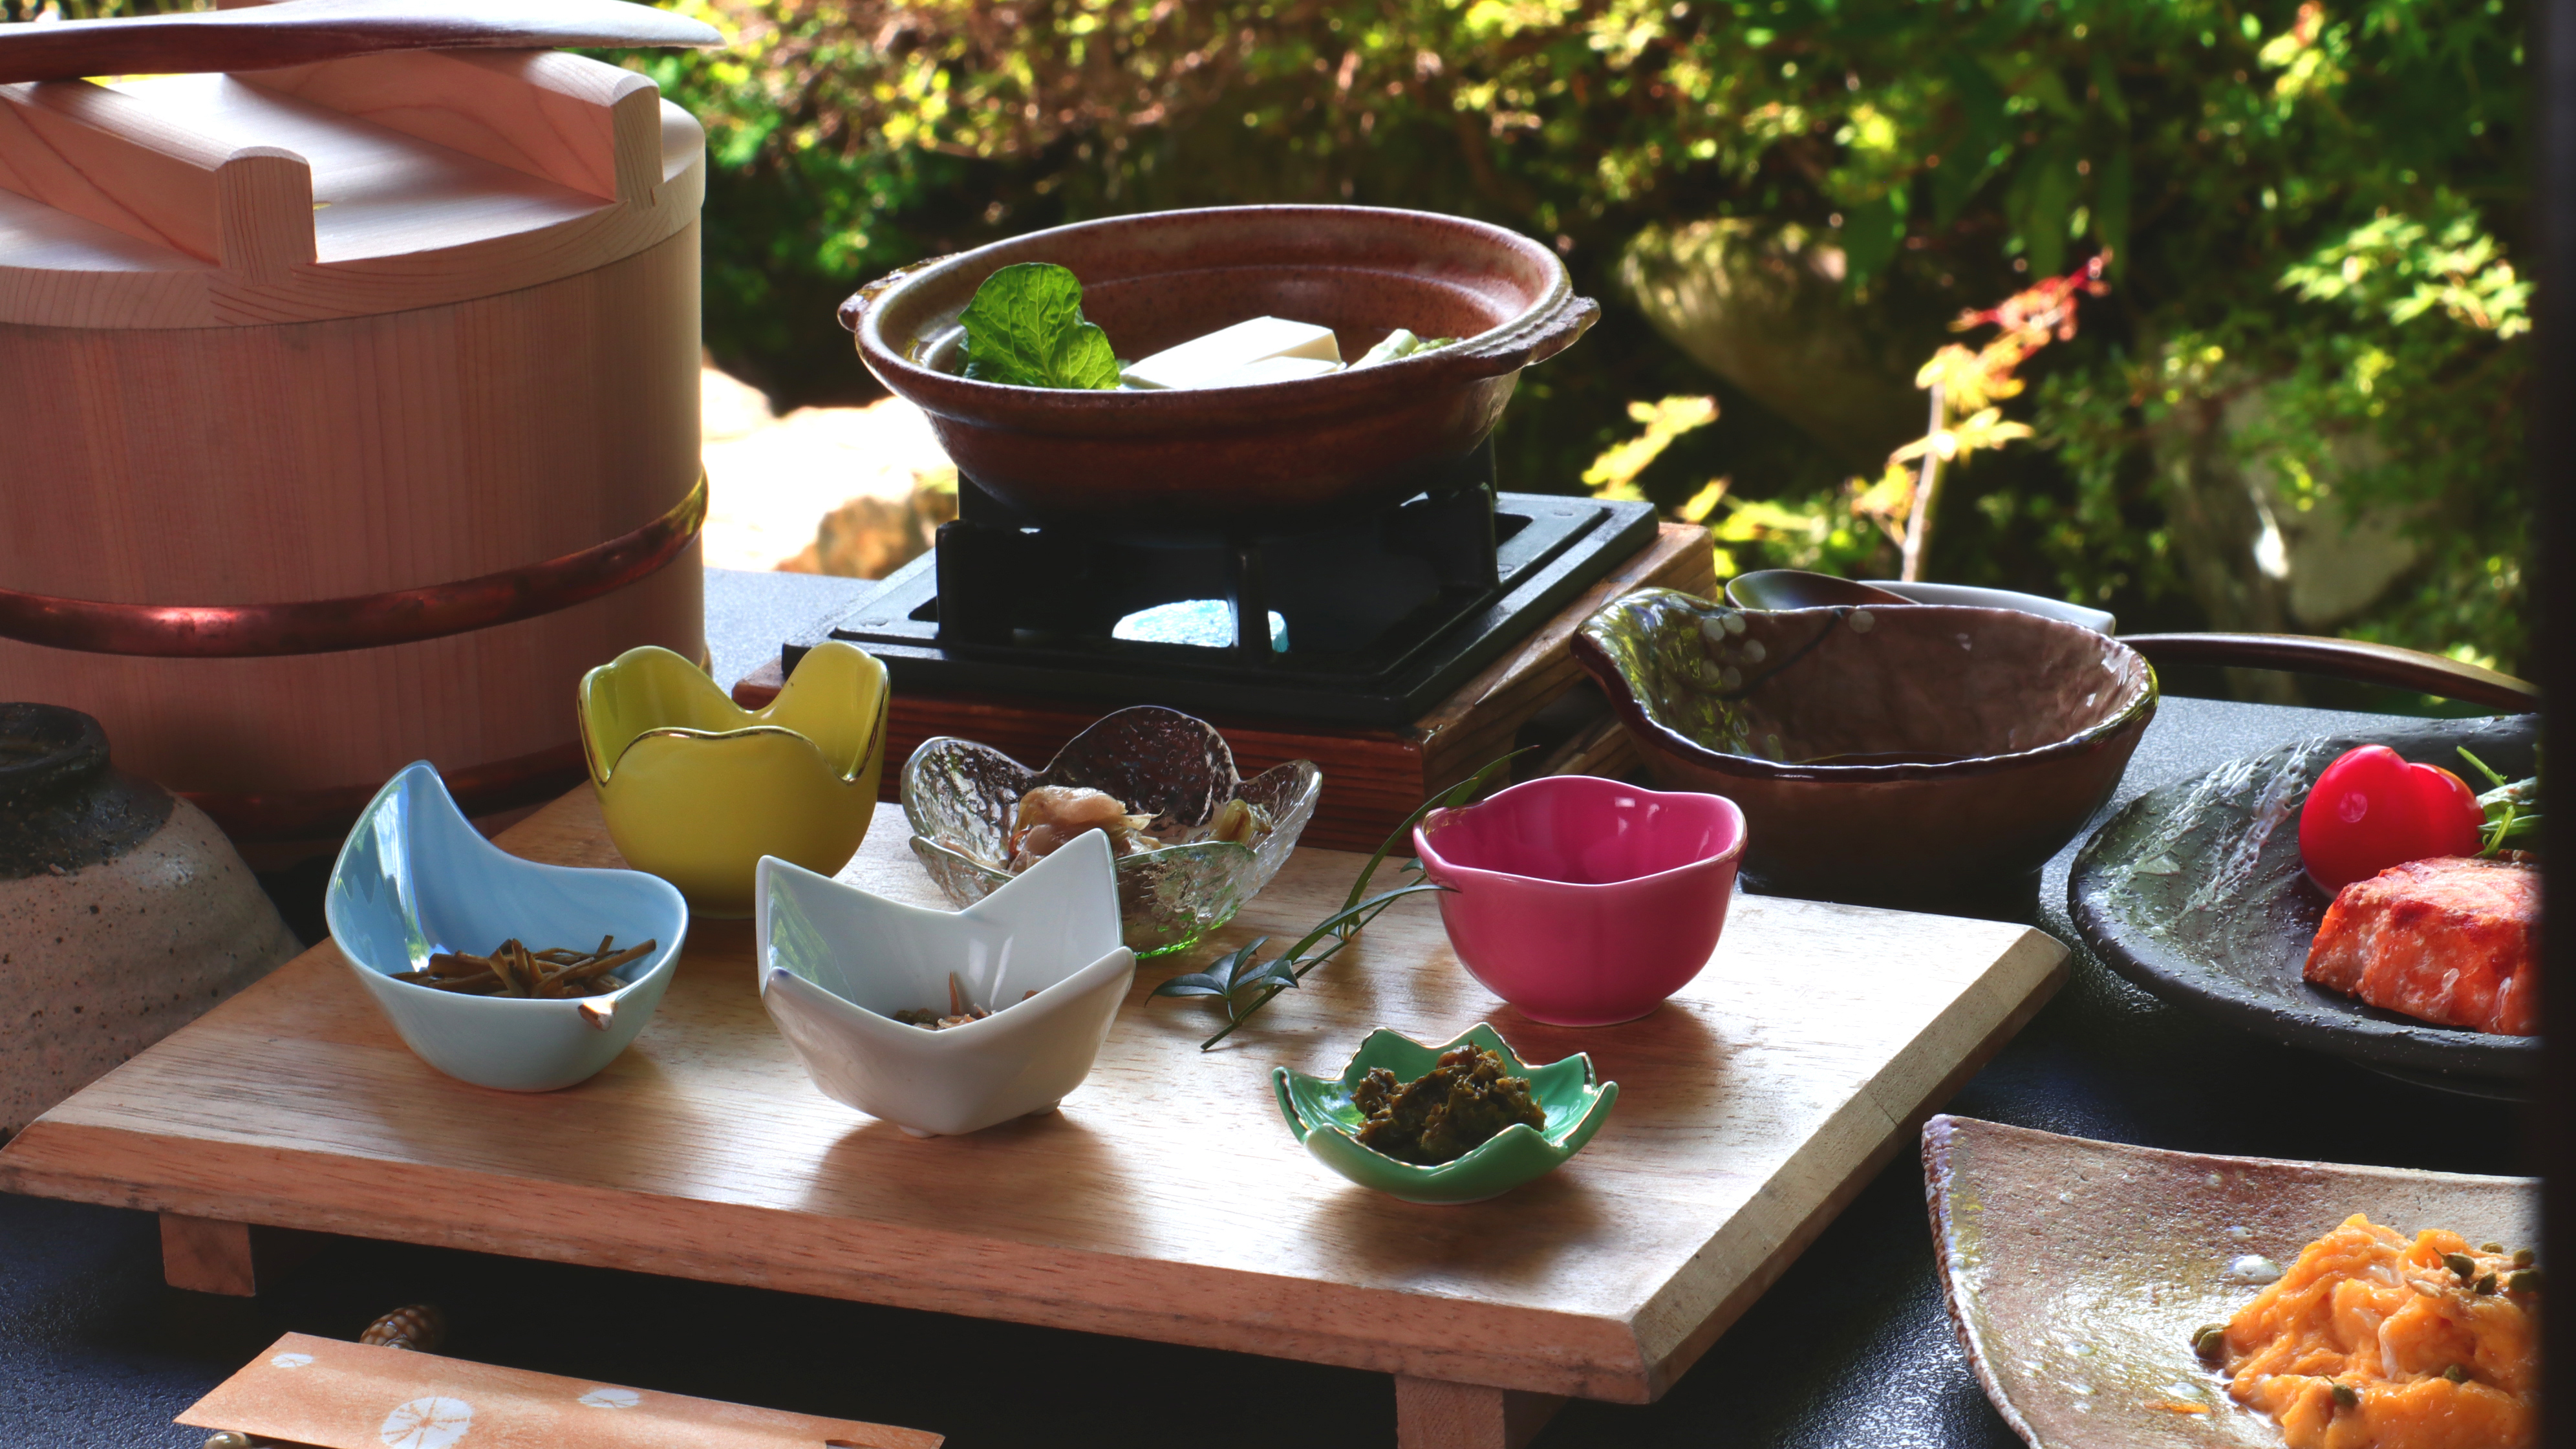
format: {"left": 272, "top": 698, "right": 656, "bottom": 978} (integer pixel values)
{"left": 756, "top": 829, "right": 1135, "bottom": 1137}
{"left": 325, "top": 762, "right": 687, "bottom": 1092}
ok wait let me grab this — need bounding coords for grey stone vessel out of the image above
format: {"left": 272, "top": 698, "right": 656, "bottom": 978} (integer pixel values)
{"left": 1, "top": 703, "right": 298, "bottom": 1139}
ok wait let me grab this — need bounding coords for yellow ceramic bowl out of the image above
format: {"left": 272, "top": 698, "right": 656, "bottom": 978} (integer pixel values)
{"left": 579, "top": 643, "right": 890, "bottom": 917}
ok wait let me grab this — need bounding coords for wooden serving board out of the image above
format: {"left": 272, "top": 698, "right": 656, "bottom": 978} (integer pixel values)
{"left": 0, "top": 791, "right": 2067, "bottom": 1449}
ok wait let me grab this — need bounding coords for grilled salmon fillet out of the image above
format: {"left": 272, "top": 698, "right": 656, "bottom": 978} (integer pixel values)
{"left": 2304, "top": 855, "right": 2540, "bottom": 1036}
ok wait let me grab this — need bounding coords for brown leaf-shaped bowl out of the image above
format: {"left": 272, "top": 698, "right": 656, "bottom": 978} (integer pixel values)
{"left": 839, "top": 204, "right": 1597, "bottom": 541}
{"left": 1924, "top": 1115, "right": 2537, "bottom": 1448}
{"left": 1569, "top": 590, "right": 2156, "bottom": 901}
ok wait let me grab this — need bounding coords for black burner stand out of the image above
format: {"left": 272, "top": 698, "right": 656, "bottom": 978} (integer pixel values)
{"left": 930, "top": 440, "right": 1501, "bottom": 659}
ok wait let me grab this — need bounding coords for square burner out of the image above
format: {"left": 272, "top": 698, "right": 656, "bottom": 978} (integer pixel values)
{"left": 789, "top": 442, "right": 1657, "bottom": 726}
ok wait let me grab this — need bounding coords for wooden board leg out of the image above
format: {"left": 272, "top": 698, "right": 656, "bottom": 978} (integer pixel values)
{"left": 158, "top": 1214, "right": 324, "bottom": 1296}
{"left": 160, "top": 1214, "right": 255, "bottom": 1295}
{"left": 1394, "top": 1376, "right": 1565, "bottom": 1449}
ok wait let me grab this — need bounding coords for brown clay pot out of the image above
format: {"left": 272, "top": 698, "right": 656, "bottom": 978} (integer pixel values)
{"left": 839, "top": 205, "right": 1597, "bottom": 541}
{"left": 1570, "top": 592, "right": 2157, "bottom": 902}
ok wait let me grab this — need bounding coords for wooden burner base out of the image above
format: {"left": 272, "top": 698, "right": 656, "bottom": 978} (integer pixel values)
{"left": 732, "top": 522, "right": 1717, "bottom": 851}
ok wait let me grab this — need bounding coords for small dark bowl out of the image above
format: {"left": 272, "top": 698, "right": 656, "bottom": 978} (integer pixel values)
{"left": 1570, "top": 590, "right": 2156, "bottom": 902}
{"left": 839, "top": 205, "right": 1596, "bottom": 542}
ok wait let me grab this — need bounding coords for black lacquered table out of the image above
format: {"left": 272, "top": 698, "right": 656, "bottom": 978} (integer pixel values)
{"left": 0, "top": 568, "right": 2531, "bottom": 1449}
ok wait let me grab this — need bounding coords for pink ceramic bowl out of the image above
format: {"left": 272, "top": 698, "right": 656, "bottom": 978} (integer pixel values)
{"left": 1414, "top": 775, "right": 1746, "bottom": 1026}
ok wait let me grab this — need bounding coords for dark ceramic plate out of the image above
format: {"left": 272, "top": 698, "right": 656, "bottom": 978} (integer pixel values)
{"left": 1925, "top": 1115, "right": 2537, "bottom": 1449}
{"left": 2068, "top": 715, "right": 2538, "bottom": 1095}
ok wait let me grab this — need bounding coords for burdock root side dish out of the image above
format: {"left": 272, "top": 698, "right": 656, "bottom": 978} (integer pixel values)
{"left": 2196, "top": 1214, "right": 2539, "bottom": 1448}
{"left": 889, "top": 972, "right": 1038, "bottom": 1031}
{"left": 1351, "top": 1044, "right": 1546, "bottom": 1165}
{"left": 394, "top": 938, "right": 654, "bottom": 998}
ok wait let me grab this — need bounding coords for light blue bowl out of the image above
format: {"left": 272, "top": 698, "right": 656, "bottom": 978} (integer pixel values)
{"left": 325, "top": 761, "right": 687, "bottom": 1091}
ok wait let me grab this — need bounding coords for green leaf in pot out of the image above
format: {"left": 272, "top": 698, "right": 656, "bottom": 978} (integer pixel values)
{"left": 1353, "top": 328, "right": 1460, "bottom": 367}
{"left": 956, "top": 262, "right": 1122, "bottom": 389}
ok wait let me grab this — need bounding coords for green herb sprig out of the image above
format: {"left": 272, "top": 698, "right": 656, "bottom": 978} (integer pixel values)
{"left": 2457, "top": 746, "right": 2541, "bottom": 857}
{"left": 1152, "top": 751, "right": 1526, "bottom": 1051}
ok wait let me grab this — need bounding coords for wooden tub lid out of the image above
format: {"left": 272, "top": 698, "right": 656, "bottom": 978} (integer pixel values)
{"left": 0, "top": 46, "right": 702, "bottom": 330}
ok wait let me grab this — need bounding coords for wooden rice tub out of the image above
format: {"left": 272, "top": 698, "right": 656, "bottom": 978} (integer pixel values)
{"left": 0, "top": 47, "right": 705, "bottom": 841}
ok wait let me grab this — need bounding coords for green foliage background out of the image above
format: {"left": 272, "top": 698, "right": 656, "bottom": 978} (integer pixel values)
{"left": 0, "top": 0, "right": 2526, "bottom": 675}
{"left": 621, "top": 0, "right": 2529, "bottom": 674}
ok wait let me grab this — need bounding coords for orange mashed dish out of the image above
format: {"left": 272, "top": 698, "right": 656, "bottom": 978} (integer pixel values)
{"left": 2216, "top": 1214, "right": 2540, "bottom": 1449}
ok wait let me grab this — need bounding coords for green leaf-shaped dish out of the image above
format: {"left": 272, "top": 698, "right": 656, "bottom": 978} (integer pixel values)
{"left": 1271, "top": 1024, "right": 1617, "bottom": 1205}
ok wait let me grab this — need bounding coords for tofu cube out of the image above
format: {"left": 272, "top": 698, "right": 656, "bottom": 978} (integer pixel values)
{"left": 1205, "top": 356, "right": 1345, "bottom": 388}
{"left": 1121, "top": 317, "right": 1342, "bottom": 390}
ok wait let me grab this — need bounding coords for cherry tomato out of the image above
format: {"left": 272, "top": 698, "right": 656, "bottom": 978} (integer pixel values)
{"left": 2297, "top": 745, "right": 2487, "bottom": 891}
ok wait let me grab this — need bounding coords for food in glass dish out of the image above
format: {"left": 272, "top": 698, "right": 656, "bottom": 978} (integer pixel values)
{"left": 2197, "top": 1214, "right": 2538, "bottom": 1449}
{"left": 1007, "top": 785, "right": 1158, "bottom": 869}
{"left": 392, "top": 936, "right": 654, "bottom": 998}
{"left": 2305, "top": 855, "right": 2540, "bottom": 1035}
{"left": 1351, "top": 1043, "right": 1546, "bottom": 1166}
{"left": 991, "top": 784, "right": 1272, "bottom": 874}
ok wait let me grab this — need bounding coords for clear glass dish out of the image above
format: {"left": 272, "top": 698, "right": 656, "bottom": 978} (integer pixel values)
{"left": 899, "top": 705, "right": 1322, "bottom": 959}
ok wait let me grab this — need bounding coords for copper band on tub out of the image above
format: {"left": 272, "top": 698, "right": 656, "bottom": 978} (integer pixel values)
{"left": 184, "top": 742, "right": 595, "bottom": 843}
{"left": 0, "top": 473, "right": 707, "bottom": 658}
